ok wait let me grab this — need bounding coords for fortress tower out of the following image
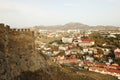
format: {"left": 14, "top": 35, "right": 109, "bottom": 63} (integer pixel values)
{"left": 0, "top": 23, "right": 35, "bottom": 54}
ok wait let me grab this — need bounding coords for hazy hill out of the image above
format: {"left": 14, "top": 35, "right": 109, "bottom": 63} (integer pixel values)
{"left": 30, "top": 22, "right": 120, "bottom": 31}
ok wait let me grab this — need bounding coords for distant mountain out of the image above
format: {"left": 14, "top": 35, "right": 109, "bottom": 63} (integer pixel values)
{"left": 62, "top": 22, "right": 89, "bottom": 30}
{"left": 30, "top": 22, "right": 120, "bottom": 31}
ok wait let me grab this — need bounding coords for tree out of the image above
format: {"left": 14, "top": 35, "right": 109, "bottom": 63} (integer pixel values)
{"left": 89, "top": 32, "right": 105, "bottom": 47}
{"left": 97, "top": 49, "right": 103, "bottom": 54}
{"left": 105, "top": 36, "right": 120, "bottom": 48}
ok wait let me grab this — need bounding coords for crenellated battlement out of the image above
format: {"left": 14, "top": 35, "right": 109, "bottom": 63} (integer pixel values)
{"left": 0, "top": 23, "right": 35, "bottom": 54}
{"left": 0, "top": 23, "right": 10, "bottom": 30}
{"left": 0, "top": 23, "right": 33, "bottom": 33}
{"left": 0, "top": 23, "right": 4, "bottom": 27}
{"left": 11, "top": 28, "right": 31, "bottom": 32}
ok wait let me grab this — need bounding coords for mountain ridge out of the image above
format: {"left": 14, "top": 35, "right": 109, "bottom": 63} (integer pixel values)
{"left": 30, "top": 22, "right": 120, "bottom": 31}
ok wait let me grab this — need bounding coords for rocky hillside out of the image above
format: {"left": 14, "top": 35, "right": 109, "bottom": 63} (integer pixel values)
{"left": 0, "top": 50, "right": 118, "bottom": 80}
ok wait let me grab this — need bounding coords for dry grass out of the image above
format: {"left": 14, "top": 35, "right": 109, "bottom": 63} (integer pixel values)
{"left": 13, "top": 64, "right": 118, "bottom": 80}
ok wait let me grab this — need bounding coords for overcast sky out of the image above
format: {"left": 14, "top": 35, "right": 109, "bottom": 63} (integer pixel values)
{"left": 0, "top": 0, "right": 120, "bottom": 28}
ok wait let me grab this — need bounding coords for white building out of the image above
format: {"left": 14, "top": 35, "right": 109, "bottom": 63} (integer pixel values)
{"left": 62, "top": 37, "right": 73, "bottom": 43}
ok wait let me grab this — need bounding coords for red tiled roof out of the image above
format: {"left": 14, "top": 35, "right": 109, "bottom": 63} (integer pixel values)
{"left": 84, "top": 61, "right": 93, "bottom": 66}
{"left": 115, "top": 52, "right": 120, "bottom": 55}
{"left": 89, "top": 67, "right": 97, "bottom": 70}
{"left": 94, "top": 63, "right": 107, "bottom": 67}
{"left": 74, "top": 38, "right": 94, "bottom": 42}
{"left": 114, "top": 48, "right": 120, "bottom": 52}
{"left": 69, "top": 55, "right": 76, "bottom": 59}
{"left": 81, "top": 38, "right": 95, "bottom": 42}
{"left": 98, "top": 67, "right": 106, "bottom": 71}
{"left": 66, "top": 49, "right": 70, "bottom": 51}
{"left": 89, "top": 67, "right": 106, "bottom": 71}
{"left": 108, "top": 65, "right": 120, "bottom": 69}
{"left": 107, "top": 69, "right": 120, "bottom": 74}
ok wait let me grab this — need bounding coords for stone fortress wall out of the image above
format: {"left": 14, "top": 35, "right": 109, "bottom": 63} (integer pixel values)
{"left": 0, "top": 23, "right": 10, "bottom": 54}
{"left": 0, "top": 23, "right": 49, "bottom": 80}
{"left": 0, "top": 23, "right": 35, "bottom": 54}
{"left": 0, "top": 23, "right": 36, "bottom": 79}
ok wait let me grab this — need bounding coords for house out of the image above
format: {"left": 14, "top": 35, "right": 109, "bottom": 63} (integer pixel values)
{"left": 114, "top": 48, "right": 120, "bottom": 53}
{"left": 57, "top": 55, "right": 78, "bottom": 64}
{"left": 107, "top": 69, "right": 120, "bottom": 77}
{"left": 73, "top": 38, "right": 95, "bottom": 47}
{"left": 84, "top": 61, "right": 94, "bottom": 66}
{"left": 53, "top": 50, "right": 60, "bottom": 55}
{"left": 89, "top": 66, "right": 120, "bottom": 79}
{"left": 78, "top": 61, "right": 84, "bottom": 67}
{"left": 108, "top": 65, "right": 120, "bottom": 70}
{"left": 94, "top": 63, "right": 107, "bottom": 68}
{"left": 69, "top": 55, "right": 76, "bottom": 60}
{"left": 103, "top": 48, "right": 111, "bottom": 55}
{"left": 94, "top": 54, "right": 103, "bottom": 59}
{"left": 108, "top": 34, "right": 116, "bottom": 38}
{"left": 108, "top": 58, "right": 113, "bottom": 64}
{"left": 86, "top": 56, "right": 94, "bottom": 62}
{"left": 65, "top": 50, "right": 71, "bottom": 55}
{"left": 45, "top": 51, "right": 52, "bottom": 56}
{"left": 114, "top": 48, "right": 120, "bottom": 58}
{"left": 88, "top": 50, "right": 94, "bottom": 55}
{"left": 81, "top": 48, "right": 94, "bottom": 55}
{"left": 57, "top": 55, "right": 65, "bottom": 60}
{"left": 115, "top": 52, "right": 120, "bottom": 58}
{"left": 62, "top": 37, "right": 73, "bottom": 43}
{"left": 70, "top": 48, "right": 81, "bottom": 54}
{"left": 68, "top": 44, "right": 75, "bottom": 49}
{"left": 89, "top": 67, "right": 107, "bottom": 74}
{"left": 93, "top": 48, "right": 98, "bottom": 54}
{"left": 59, "top": 45, "right": 68, "bottom": 51}
{"left": 83, "top": 48, "right": 89, "bottom": 52}
{"left": 44, "top": 47, "right": 51, "bottom": 51}
{"left": 52, "top": 42, "right": 59, "bottom": 46}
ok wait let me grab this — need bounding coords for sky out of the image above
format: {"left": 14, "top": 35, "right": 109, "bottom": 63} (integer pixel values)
{"left": 0, "top": 0, "right": 120, "bottom": 28}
